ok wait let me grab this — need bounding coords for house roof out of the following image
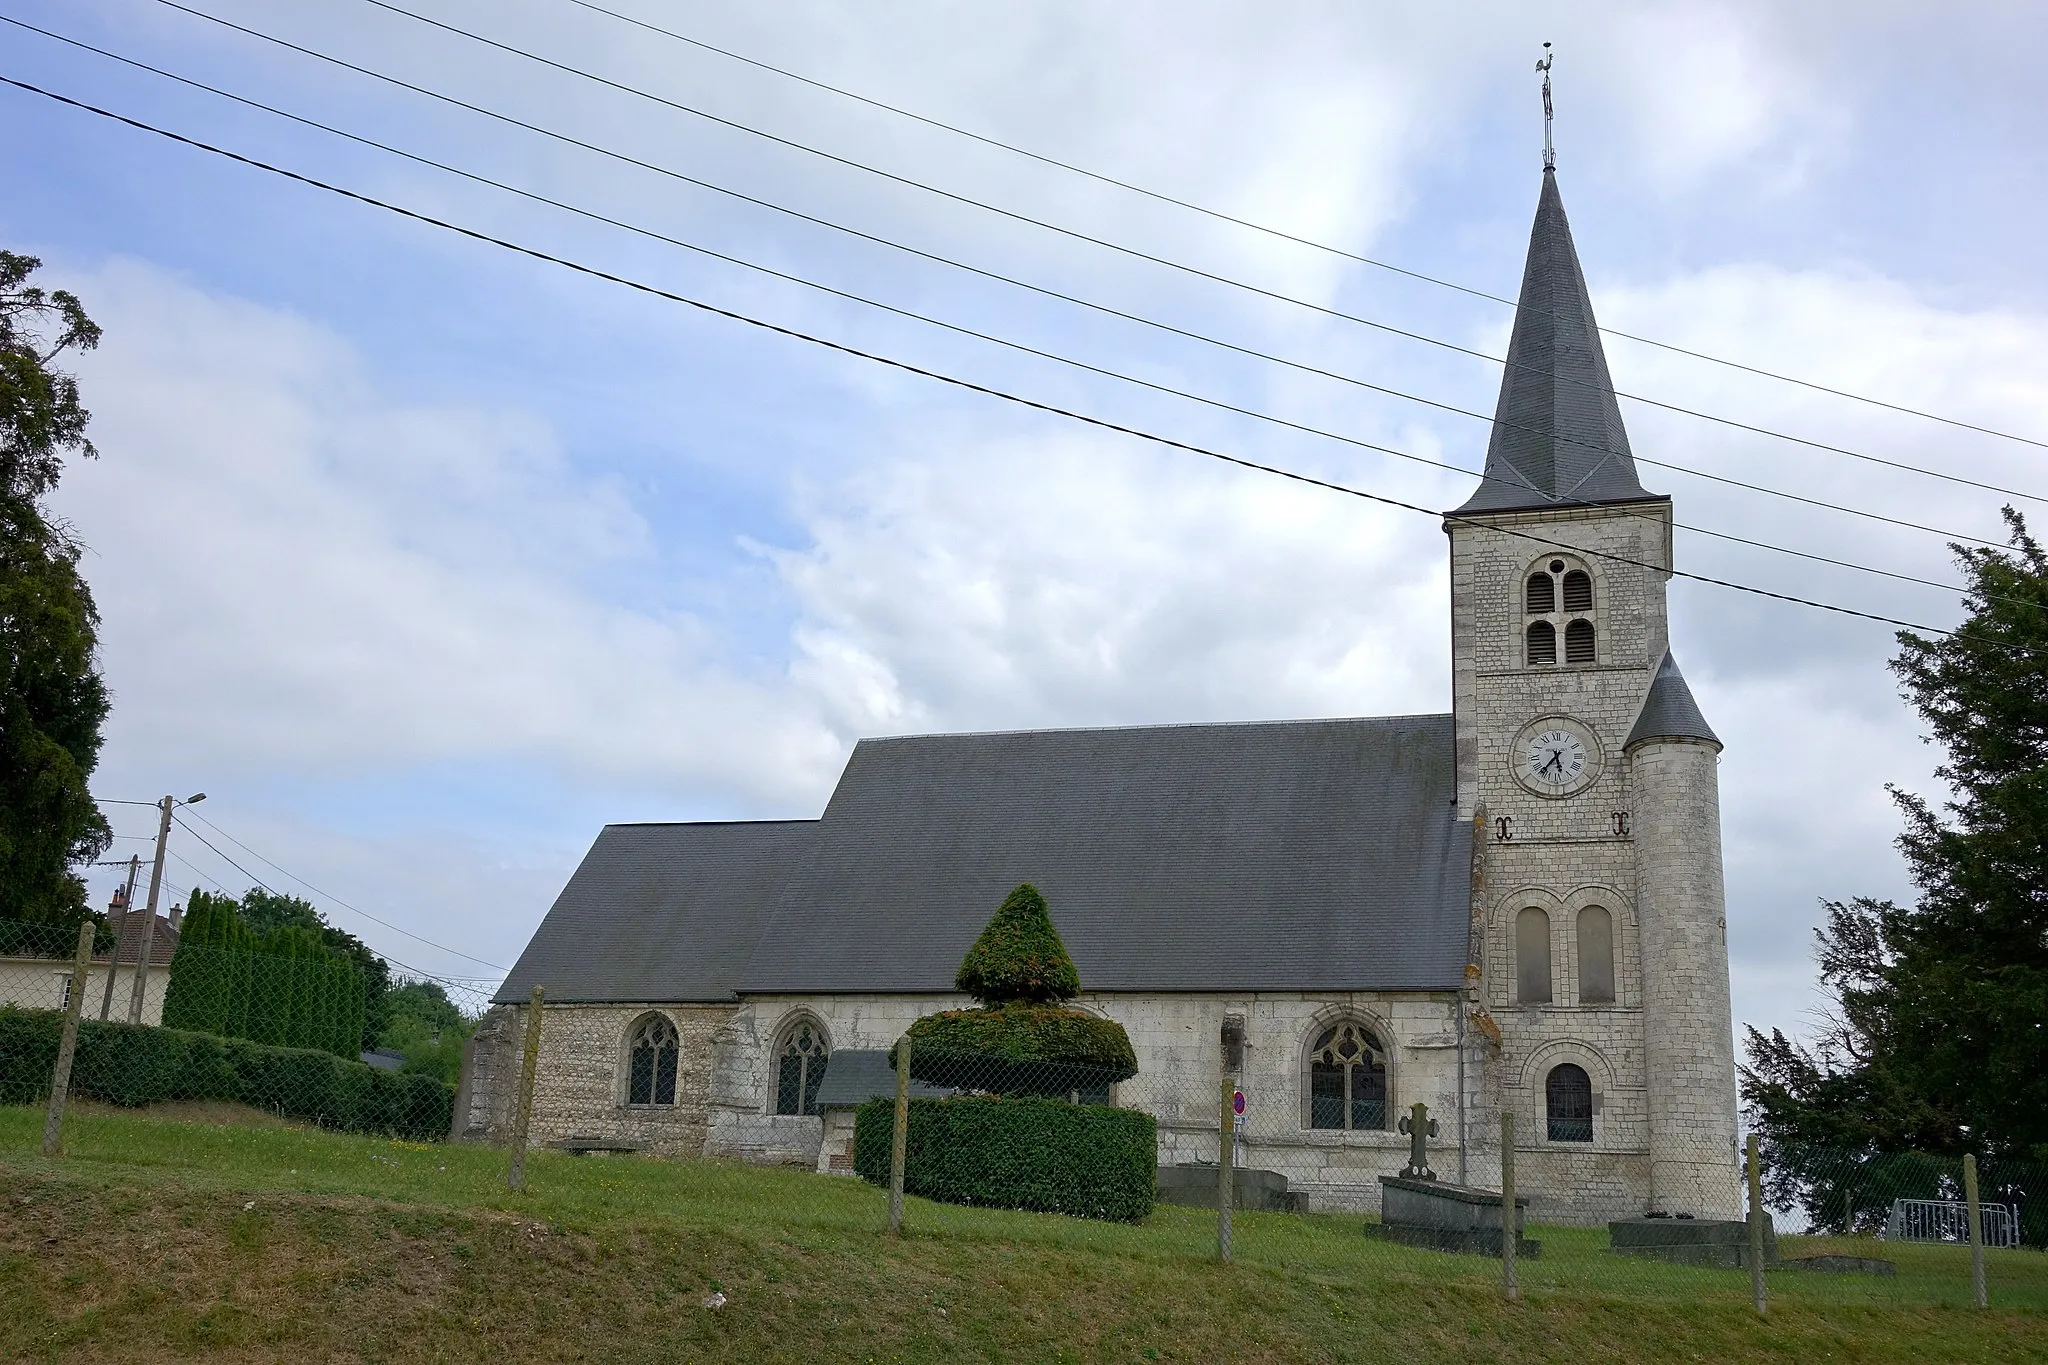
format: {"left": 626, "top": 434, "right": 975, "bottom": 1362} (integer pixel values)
{"left": 1454, "top": 169, "right": 1657, "bottom": 515}
{"left": 496, "top": 820, "right": 817, "bottom": 1004}
{"left": 1625, "top": 652, "right": 1721, "bottom": 750}
{"left": 811, "top": 1050, "right": 954, "bottom": 1108}
{"left": 500, "top": 713, "right": 1470, "bottom": 1004}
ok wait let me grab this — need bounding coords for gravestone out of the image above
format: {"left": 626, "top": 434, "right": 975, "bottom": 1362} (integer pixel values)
{"left": 1367, "top": 1103, "right": 1540, "bottom": 1257}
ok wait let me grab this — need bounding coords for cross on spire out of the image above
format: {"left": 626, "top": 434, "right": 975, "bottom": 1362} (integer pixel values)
{"left": 1537, "top": 43, "right": 1556, "bottom": 171}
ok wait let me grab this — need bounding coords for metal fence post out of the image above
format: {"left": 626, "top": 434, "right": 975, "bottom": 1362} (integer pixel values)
{"left": 1964, "top": 1153, "right": 1987, "bottom": 1309}
{"left": 1501, "top": 1111, "right": 1518, "bottom": 1301}
{"left": 41, "top": 923, "right": 96, "bottom": 1157}
{"left": 1218, "top": 1069, "right": 1235, "bottom": 1263}
{"left": 506, "top": 985, "right": 544, "bottom": 1191}
{"left": 1747, "top": 1133, "right": 1767, "bottom": 1316}
{"left": 887, "top": 1034, "right": 910, "bottom": 1235}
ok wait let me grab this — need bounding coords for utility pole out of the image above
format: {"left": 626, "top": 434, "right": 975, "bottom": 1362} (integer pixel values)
{"left": 98, "top": 855, "right": 140, "bottom": 1021}
{"left": 128, "top": 792, "right": 204, "bottom": 1025}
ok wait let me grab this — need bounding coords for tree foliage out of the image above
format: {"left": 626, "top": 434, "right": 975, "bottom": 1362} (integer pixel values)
{"left": 161, "top": 887, "right": 379, "bottom": 1060}
{"left": 0, "top": 251, "right": 109, "bottom": 926}
{"left": 954, "top": 883, "right": 1080, "bottom": 1004}
{"left": 1743, "top": 509, "right": 2048, "bottom": 1166}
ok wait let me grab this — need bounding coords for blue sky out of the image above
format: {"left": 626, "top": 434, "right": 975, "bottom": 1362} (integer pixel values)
{"left": 6, "top": 1, "right": 2047, "bottom": 1030}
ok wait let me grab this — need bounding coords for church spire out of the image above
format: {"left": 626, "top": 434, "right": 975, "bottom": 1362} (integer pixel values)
{"left": 1454, "top": 61, "right": 1656, "bottom": 515}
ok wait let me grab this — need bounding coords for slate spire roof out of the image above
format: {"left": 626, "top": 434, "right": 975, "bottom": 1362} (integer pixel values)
{"left": 1625, "top": 652, "right": 1721, "bottom": 750}
{"left": 1454, "top": 169, "right": 1658, "bottom": 514}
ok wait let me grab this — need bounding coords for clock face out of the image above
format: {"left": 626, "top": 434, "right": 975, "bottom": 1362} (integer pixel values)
{"left": 1512, "top": 717, "right": 1601, "bottom": 797}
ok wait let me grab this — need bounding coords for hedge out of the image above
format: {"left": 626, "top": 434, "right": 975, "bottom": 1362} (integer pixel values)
{"left": 854, "top": 1094, "right": 1156, "bottom": 1221}
{"left": 905, "top": 1004, "right": 1138, "bottom": 1096}
{"left": 0, "top": 1007, "right": 452, "bottom": 1140}
{"left": 955, "top": 883, "right": 1081, "bottom": 1004}
{"left": 162, "top": 900, "right": 366, "bottom": 1060}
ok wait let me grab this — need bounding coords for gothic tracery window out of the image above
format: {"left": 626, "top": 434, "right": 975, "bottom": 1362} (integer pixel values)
{"left": 774, "top": 1018, "right": 830, "bottom": 1116}
{"left": 626, "top": 1013, "right": 679, "bottom": 1106}
{"left": 1546, "top": 1063, "right": 1594, "bottom": 1142}
{"left": 1305, "top": 1020, "right": 1387, "bottom": 1131}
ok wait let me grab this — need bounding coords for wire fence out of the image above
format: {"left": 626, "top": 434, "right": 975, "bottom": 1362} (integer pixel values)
{"left": 5, "top": 954, "right": 2043, "bottom": 1315}
{"left": 0, "top": 916, "right": 489, "bottom": 1142}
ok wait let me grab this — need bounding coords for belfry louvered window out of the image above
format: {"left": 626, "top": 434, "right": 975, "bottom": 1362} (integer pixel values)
{"left": 1564, "top": 618, "right": 1596, "bottom": 664}
{"left": 1526, "top": 572, "right": 1555, "bottom": 614}
{"left": 1561, "top": 569, "right": 1593, "bottom": 613}
{"left": 1526, "top": 620, "right": 1557, "bottom": 666}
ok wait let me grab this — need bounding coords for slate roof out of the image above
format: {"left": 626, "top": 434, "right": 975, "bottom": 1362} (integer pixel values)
{"left": 499, "top": 714, "right": 1470, "bottom": 1004}
{"left": 810, "top": 1050, "right": 954, "bottom": 1108}
{"left": 1625, "top": 652, "right": 1721, "bottom": 749}
{"left": 1455, "top": 169, "right": 1659, "bottom": 515}
{"left": 497, "top": 820, "right": 816, "bottom": 1004}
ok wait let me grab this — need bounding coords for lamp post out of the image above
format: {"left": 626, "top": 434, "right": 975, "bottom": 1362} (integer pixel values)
{"left": 127, "top": 792, "right": 204, "bottom": 1025}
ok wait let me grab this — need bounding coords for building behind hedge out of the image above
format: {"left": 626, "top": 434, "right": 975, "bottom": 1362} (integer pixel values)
{"left": 470, "top": 165, "right": 1743, "bottom": 1226}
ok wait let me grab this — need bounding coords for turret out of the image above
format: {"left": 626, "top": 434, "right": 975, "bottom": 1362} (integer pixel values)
{"left": 1625, "top": 653, "right": 1741, "bottom": 1217}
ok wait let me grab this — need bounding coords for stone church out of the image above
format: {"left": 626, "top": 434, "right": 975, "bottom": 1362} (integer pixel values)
{"left": 463, "top": 165, "right": 1742, "bottom": 1225}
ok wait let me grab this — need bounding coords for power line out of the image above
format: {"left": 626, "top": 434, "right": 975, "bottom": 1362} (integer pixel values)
{"left": 552, "top": 0, "right": 2048, "bottom": 455}
{"left": 167, "top": 813, "right": 499, "bottom": 992}
{"left": 271, "top": 0, "right": 2043, "bottom": 514}
{"left": 179, "top": 805, "right": 507, "bottom": 971}
{"left": 15, "top": 15, "right": 2016, "bottom": 582}
{"left": 6, "top": 71, "right": 2009, "bottom": 656}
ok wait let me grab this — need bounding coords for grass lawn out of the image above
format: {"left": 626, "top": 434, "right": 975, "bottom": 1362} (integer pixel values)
{"left": 2, "top": 1104, "right": 2043, "bottom": 1363}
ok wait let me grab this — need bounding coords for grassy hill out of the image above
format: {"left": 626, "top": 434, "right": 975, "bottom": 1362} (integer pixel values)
{"left": 3, "top": 1104, "right": 2043, "bottom": 1363}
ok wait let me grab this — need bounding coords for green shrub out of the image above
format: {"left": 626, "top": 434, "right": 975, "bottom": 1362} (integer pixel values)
{"left": 955, "top": 883, "right": 1080, "bottom": 1004}
{"left": 906, "top": 1004, "right": 1137, "bottom": 1095}
{"left": 855, "top": 1095, "right": 1155, "bottom": 1221}
{"left": 0, "top": 1006, "right": 451, "bottom": 1139}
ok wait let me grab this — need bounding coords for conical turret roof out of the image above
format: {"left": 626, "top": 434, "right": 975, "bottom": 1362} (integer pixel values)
{"left": 1625, "top": 652, "right": 1720, "bottom": 750}
{"left": 1455, "top": 170, "right": 1657, "bottom": 514}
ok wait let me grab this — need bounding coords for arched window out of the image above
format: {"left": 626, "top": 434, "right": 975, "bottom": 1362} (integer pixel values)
{"left": 1515, "top": 907, "right": 1552, "bottom": 1005}
{"left": 626, "top": 1013, "right": 679, "bottom": 1106}
{"left": 773, "top": 1018, "right": 830, "bottom": 1116}
{"left": 1564, "top": 618, "right": 1596, "bottom": 664}
{"left": 1578, "top": 906, "right": 1616, "bottom": 1005}
{"left": 1525, "top": 572, "right": 1555, "bottom": 614}
{"left": 1561, "top": 569, "right": 1593, "bottom": 613}
{"left": 1526, "top": 620, "right": 1557, "bottom": 666}
{"left": 1305, "top": 1020, "right": 1387, "bottom": 1131}
{"left": 1546, "top": 1064, "right": 1594, "bottom": 1142}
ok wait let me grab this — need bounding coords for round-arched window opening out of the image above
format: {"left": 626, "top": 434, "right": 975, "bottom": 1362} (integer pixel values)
{"left": 626, "top": 1013, "right": 679, "bottom": 1106}
{"left": 1527, "top": 620, "right": 1558, "bottom": 666}
{"left": 1526, "top": 572, "right": 1556, "bottom": 615}
{"left": 1546, "top": 1063, "right": 1594, "bottom": 1142}
{"left": 1561, "top": 569, "right": 1593, "bottom": 614}
{"left": 1564, "top": 618, "right": 1596, "bottom": 664}
{"left": 1306, "top": 1020, "right": 1387, "bottom": 1131}
{"left": 774, "top": 1019, "right": 830, "bottom": 1116}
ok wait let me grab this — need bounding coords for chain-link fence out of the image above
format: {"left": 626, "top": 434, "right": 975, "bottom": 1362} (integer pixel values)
{"left": 835, "top": 1031, "right": 2044, "bottom": 1313}
{"left": 1, "top": 916, "right": 490, "bottom": 1143}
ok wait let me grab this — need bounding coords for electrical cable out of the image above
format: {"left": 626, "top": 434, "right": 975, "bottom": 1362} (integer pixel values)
{"left": 5, "top": 69, "right": 2018, "bottom": 654}
{"left": 8, "top": 14, "right": 2019, "bottom": 581}
{"left": 245, "top": 0, "right": 2046, "bottom": 509}
{"left": 552, "top": 0, "right": 2048, "bottom": 455}
{"left": 180, "top": 805, "right": 508, "bottom": 971}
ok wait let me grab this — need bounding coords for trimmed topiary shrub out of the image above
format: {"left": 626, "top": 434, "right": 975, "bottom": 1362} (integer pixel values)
{"left": 854, "top": 1095, "right": 1156, "bottom": 1221}
{"left": 905, "top": 1003, "right": 1136, "bottom": 1096}
{"left": 0, "top": 1006, "right": 452, "bottom": 1139}
{"left": 954, "top": 883, "right": 1080, "bottom": 1004}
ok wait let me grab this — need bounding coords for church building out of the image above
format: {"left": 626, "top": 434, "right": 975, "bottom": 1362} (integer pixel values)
{"left": 466, "top": 165, "right": 1743, "bottom": 1225}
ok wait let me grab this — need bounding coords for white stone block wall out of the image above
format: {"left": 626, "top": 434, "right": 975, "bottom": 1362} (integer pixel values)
{"left": 1630, "top": 737, "right": 1743, "bottom": 1218}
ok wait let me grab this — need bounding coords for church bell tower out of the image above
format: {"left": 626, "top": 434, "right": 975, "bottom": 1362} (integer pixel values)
{"left": 1447, "top": 165, "right": 1741, "bottom": 1219}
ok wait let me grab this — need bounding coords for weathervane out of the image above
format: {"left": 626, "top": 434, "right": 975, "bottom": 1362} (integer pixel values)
{"left": 1536, "top": 42, "right": 1555, "bottom": 171}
